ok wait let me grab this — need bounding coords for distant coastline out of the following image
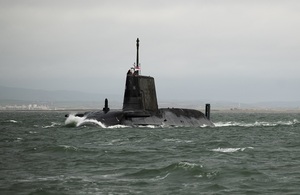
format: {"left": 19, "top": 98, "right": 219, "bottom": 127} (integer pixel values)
{"left": 1, "top": 107, "right": 300, "bottom": 114}
{"left": 1, "top": 85, "right": 300, "bottom": 112}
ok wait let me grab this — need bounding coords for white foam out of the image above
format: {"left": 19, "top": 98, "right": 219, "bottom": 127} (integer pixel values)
{"left": 43, "top": 122, "right": 61, "bottom": 128}
{"left": 178, "top": 162, "right": 201, "bottom": 169}
{"left": 214, "top": 120, "right": 299, "bottom": 127}
{"left": 14, "top": 137, "right": 23, "bottom": 142}
{"left": 80, "top": 118, "right": 106, "bottom": 128}
{"left": 212, "top": 147, "right": 254, "bottom": 153}
{"left": 64, "top": 114, "right": 84, "bottom": 127}
{"left": 108, "top": 124, "right": 129, "bottom": 129}
{"left": 59, "top": 145, "right": 78, "bottom": 151}
{"left": 137, "top": 125, "right": 158, "bottom": 128}
{"left": 152, "top": 173, "right": 170, "bottom": 181}
{"left": 9, "top": 120, "right": 18, "bottom": 123}
{"left": 163, "top": 138, "right": 193, "bottom": 143}
{"left": 214, "top": 122, "right": 237, "bottom": 127}
{"left": 163, "top": 138, "right": 176, "bottom": 143}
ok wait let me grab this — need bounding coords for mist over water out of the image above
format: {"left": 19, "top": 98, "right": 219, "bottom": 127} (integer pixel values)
{"left": 1, "top": 111, "right": 300, "bottom": 194}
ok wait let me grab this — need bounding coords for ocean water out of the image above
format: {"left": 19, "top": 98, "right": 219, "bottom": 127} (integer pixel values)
{"left": 1, "top": 111, "right": 300, "bottom": 194}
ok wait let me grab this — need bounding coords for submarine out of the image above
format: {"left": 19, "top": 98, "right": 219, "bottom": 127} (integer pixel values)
{"left": 66, "top": 38, "right": 214, "bottom": 127}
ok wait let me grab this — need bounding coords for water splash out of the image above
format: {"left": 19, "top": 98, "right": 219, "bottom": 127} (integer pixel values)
{"left": 64, "top": 114, "right": 82, "bottom": 127}
{"left": 64, "top": 114, "right": 106, "bottom": 128}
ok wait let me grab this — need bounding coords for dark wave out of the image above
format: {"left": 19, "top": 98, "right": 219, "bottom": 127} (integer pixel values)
{"left": 124, "top": 161, "right": 219, "bottom": 181}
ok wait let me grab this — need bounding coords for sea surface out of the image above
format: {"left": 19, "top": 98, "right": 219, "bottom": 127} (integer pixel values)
{"left": 1, "top": 111, "right": 300, "bottom": 194}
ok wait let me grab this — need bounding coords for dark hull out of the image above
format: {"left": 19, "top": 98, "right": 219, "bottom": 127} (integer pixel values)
{"left": 81, "top": 108, "right": 214, "bottom": 127}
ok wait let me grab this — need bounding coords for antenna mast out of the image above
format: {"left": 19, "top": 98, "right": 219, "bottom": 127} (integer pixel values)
{"left": 136, "top": 38, "right": 140, "bottom": 75}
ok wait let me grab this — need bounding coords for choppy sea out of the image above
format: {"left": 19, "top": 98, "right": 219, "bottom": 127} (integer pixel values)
{"left": 1, "top": 111, "right": 300, "bottom": 194}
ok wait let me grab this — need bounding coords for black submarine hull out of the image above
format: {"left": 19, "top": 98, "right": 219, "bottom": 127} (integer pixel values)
{"left": 76, "top": 108, "right": 214, "bottom": 127}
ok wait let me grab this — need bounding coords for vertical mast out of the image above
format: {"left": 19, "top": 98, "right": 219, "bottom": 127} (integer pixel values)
{"left": 136, "top": 38, "right": 139, "bottom": 75}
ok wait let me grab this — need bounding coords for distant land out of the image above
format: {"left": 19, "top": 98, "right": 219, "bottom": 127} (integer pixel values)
{"left": 0, "top": 85, "right": 120, "bottom": 102}
{"left": 0, "top": 85, "right": 121, "bottom": 109}
{"left": 0, "top": 86, "right": 300, "bottom": 111}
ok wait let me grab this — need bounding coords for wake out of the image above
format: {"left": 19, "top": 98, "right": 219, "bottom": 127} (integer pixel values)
{"left": 214, "top": 119, "right": 299, "bottom": 127}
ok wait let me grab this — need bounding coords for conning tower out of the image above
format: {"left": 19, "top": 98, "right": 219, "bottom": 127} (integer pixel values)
{"left": 122, "top": 38, "right": 158, "bottom": 114}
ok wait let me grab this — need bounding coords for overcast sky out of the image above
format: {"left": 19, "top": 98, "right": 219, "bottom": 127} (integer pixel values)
{"left": 1, "top": 0, "right": 299, "bottom": 103}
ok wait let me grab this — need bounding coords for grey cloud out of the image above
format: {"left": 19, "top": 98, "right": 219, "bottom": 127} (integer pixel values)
{"left": 0, "top": 0, "right": 299, "bottom": 102}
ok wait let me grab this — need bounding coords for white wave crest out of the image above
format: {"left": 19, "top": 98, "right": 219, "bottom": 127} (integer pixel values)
{"left": 43, "top": 122, "right": 61, "bottom": 128}
{"left": 107, "top": 124, "right": 129, "bottom": 129}
{"left": 214, "top": 119, "right": 299, "bottom": 127}
{"left": 80, "top": 118, "right": 106, "bottom": 128}
{"left": 59, "top": 145, "right": 78, "bottom": 151}
{"left": 152, "top": 173, "right": 170, "bottom": 181}
{"left": 163, "top": 138, "right": 193, "bottom": 143}
{"left": 178, "top": 162, "right": 202, "bottom": 169}
{"left": 137, "top": 125, "right": 158, "bottom": 128}
{"left": 212, "top": 147, "right": 254, "bottom": 153}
